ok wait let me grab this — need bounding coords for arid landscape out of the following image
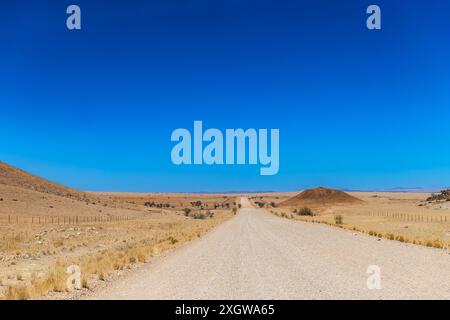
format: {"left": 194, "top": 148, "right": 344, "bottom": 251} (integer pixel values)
{"left": 0, "top": 162, "right": 236, "bottom": 299}
{"left": 87, "top": 197, "right": 450, "bottom": 300}
{"left": 0, "top": 161, "right": 449, "bottom": 299}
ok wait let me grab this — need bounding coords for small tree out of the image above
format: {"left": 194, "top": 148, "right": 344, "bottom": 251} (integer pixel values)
{"left": 297, "top": 207, "right": 313, "bottom": 216}
{"left": 190, "top": 201, "right": 202, "bottom": 207}
{"left": 184, "top": 208, "right": 191, "bottom": 216}
{"left": 334, "top": 215, "right": 343, "bottom": 225}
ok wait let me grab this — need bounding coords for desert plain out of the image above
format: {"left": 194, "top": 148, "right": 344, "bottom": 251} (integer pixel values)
{"left": 0, "top": 161, "right": 449, "bottom": 299}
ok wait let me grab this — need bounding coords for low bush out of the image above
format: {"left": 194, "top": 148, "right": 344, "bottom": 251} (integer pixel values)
{"left": 334, "top": 215, "right": 343, "bottom": 225}
{"left": 297, "top": 207, "right": 313, "bottom": 216}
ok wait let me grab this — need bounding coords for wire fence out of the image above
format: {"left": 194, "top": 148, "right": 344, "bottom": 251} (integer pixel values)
{"left": 368, "top": 212, "right": 449, "bottom": 223}
{"left": 0, "top": 215, "right": 141, "bottom": 225}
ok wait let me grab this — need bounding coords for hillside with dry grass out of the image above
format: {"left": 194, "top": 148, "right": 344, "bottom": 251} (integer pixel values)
{"left": 0, "top": 162, "right": 154, "bottom": 217}
{"left": 0, "top": 161, "right": 87, "bottom": 200}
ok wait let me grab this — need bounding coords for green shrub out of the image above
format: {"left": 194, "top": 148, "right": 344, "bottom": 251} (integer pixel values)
{"left": 297, "top": 207, "right": 313, "bottom": 216}
{"left": 334, "top": 215, "right": 343, "bottom": 225}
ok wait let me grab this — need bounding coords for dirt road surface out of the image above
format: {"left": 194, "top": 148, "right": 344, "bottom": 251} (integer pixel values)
{"left": 88, "top": 198, "right": 450, "bottom": 299}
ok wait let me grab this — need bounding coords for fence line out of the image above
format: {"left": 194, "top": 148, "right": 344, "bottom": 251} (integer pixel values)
{"left": 0, "top": 214, "right": 141, "bottom": 225}
{"left": 368, "top": 212, "right": 448, "bottom": 223}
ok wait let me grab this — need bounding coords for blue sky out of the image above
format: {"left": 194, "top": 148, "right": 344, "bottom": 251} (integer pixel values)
{"left": 1, "top": 0, "right": 449, "bottom": 192}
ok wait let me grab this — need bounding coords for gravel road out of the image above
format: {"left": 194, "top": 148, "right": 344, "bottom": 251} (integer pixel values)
{"left": 89, "top": 198, "right": 450, "bottom": 299}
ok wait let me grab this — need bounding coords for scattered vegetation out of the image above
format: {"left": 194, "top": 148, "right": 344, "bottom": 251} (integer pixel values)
{"left": 144, "top": 201, "right": 170, "bottom": 208}
{"left": 427, "top": 189, "right": 450, "bottom": 202}
{"left": 185, "top": 210, "right": 215, "bottom": 220}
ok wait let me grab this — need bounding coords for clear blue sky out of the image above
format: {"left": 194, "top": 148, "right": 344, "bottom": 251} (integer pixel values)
{"left": 1, "top": 1, "right": 449, "bottom": 192}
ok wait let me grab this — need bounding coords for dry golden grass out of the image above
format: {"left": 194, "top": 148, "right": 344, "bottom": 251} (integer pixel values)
{"left": 5, "top": 285, "right": 30, "bottom": 300}
{"left": 1, "top": 214, "right": 232, "bottom": 299}
{"left": 0, "top": 194, "right": 235, "bottom": 300}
